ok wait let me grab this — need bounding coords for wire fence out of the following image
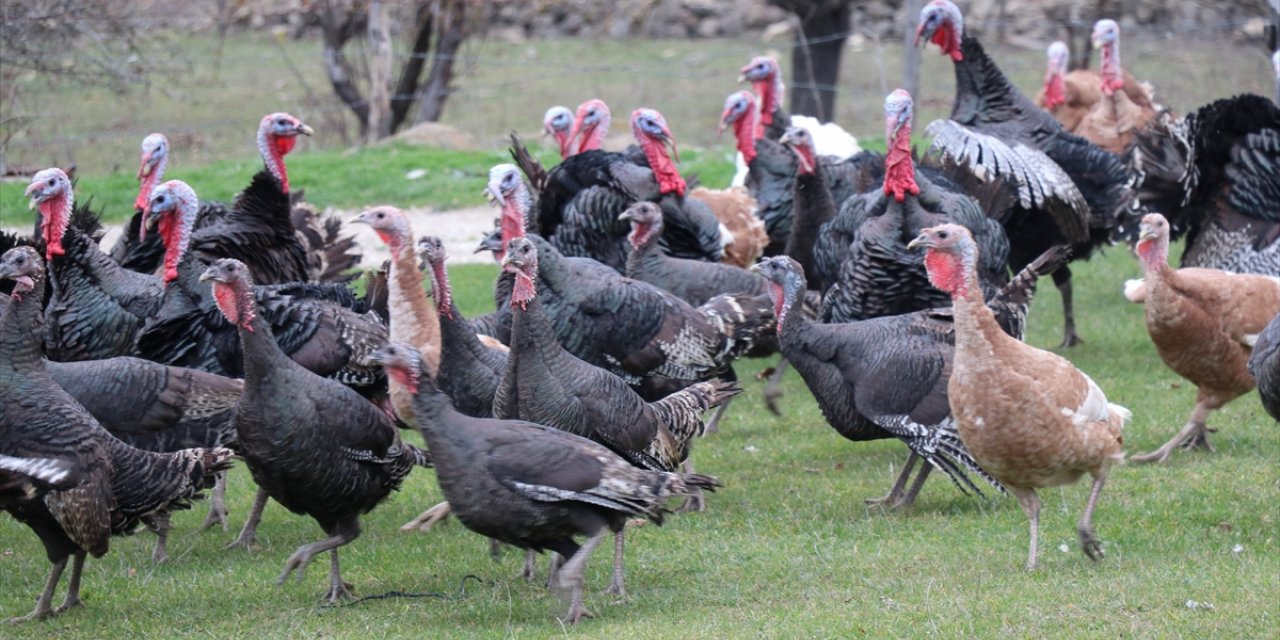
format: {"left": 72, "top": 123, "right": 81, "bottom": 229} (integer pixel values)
{"left": 2, "top": 15, "right": 1276, "bottom": 176}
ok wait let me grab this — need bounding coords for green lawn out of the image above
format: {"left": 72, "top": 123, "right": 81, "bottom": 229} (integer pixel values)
{"left": 1, "top": 241, "right": 1276, "bottom": 638}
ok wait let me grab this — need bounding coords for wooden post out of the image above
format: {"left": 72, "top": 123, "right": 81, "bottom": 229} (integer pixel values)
{"left": 902, "top": 0, "right": 921, "bottom": 127}
{"left": 366, "top": 0, "right": 393, "bottom": 142}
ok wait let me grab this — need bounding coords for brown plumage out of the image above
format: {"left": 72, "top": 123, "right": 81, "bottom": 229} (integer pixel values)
{"left": 1035, "top": 43, "right": 1154, "bottom": 136}
{"left": 911, "top": 224, "right": 1128, "bottom": 571}
{"left": 351, "top": 206, "right": 441, "bottom": 424}
{"left": 686, "top": 186, "right": 767, "bottom": 268}
{"left": 1127, "top": 213, "right": 1280, "bottom": 463}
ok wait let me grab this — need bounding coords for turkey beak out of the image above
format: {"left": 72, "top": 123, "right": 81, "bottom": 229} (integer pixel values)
{"left": 914, "top": 23, "right": 931, "bottom": 47}
{"left": 906, "top": 233, "right": 931, "bottom": 250}
{"left": 717, "top": 108, "right": 737, "bottom": 138}
{"left": 295, "top": 122, "right": 314, "bottom": 136}
{"left": 474, "top": 234, "right": 501, "bottom": 254}
{"left": 500, "top": 254, "right": 524, "bottom": 271}
{"left": 24, "top": 182, "right": 42, "bottom": 209}
{"left": 778, "top": 130, "right": 796, "bottom": 147}
{"left": 657, "top": 130, "right": 680, "bottom": 163}
{"left": 138, "top": 150, "right": 155, "bottom": 180}
{"left": 485, "top": 185, "right": 505, "bottom": 206}
{"left": 351, "top": 211, "right": 371, "bottom": 226}
{"left": 197, "top": 266, "right": 223, "bottom": 283}
{"left": 1138, "top": 225, "right": 1157, "bottom": 241}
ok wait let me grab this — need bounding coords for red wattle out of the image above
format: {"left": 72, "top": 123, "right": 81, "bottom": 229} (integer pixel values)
{"left": 924, "top": 250, "right": 968, "bottom": 297}
{"left": 753, "top": 80, "right": 774, "bottom": 127}
{"left": 158, "top": 213, "right": 182, "bottom": 284}
{"left": 273, "top": 134, "right": 297, "bottom": 156}
{"left": 135, "top": 172, "right": 158, "bottom": 212}
{"left": 39, "top": 200, "right": 65, "bottom": 259}
{"left": 1099, "top": 47, "right": 1123, "bottom": 96}
{"left": 1043, "top": 74, "right": 1066, "bottom": 109}
{"left": 641, "top": 139, "right": 685, "bottom": 197}
{"left": 511, "top": 272, "right": 537, "bottom": 310}
{"left": 430, "top": 262, "right": 454, "bottom": 318}
{"left": 734, "top": 117, "right": 757, "bottom": 164}
{"left": 498, "top": 202, "right": 527, "bottom": 261}
{"left": 212, "top": 283, "right": 241, "bottom": 327}
{"left": 883, "top": 129, "right": 919, "bottom": 202}
{"left": 769, "top": 281, "right": 786, "bottom": 328}
{"left": 388, "top": 368, "right": 419, "bottom": 395}
{"left": 933, "top": 24, "right": 963, "bottom": 62}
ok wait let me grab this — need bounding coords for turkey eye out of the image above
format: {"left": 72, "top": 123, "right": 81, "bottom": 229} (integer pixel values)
{"left": 939, "top": 231, "right": 949, "bottom": 239}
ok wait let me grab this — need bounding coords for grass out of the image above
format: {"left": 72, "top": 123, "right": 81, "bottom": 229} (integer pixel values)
{"left": 1, "top": 242, "right": 1277, "bottom": 638}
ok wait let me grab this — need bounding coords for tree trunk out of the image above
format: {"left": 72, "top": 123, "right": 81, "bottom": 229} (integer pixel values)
{"left": 413, "top": 0, "right": 466, "bottom": 125}
{"left": 787, "top": 1, "right": 852, "bottom": 121}
{"left": 366, "top": 1, "right": 393, "bottom": 142}
{"left": 391, "top": 6, "right": 435, "bottom": 132}
{"left": 318, "top": 2, "right": 369, "bottom": 137}
{"left": 902, "top": 0, "right": 922, "bottom": 126}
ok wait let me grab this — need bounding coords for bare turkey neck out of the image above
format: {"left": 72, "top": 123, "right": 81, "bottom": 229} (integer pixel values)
{"left": 499, "top": 197, "right": 528, "bottom": 260}
{"left": 0, "top": 273, "right": 46, "bottom": 372}
{"left": 159, "top": 209, "right": 191, "bottom": 284}
{"left": 883, "top": 124, "right": 917, "bottom": 200}
{"left": 642, "top": 139, "right": 686, "bottom": 197}
{"left": 1099, "top": 43, "right": 1123, "bottom": 95}
{"left": 135, "top": 157, "right": 167, "bottom": 211}
{"left": 428, "top": 260, "right": 454, "bottom": 318}
{"left": 257, "top": 129, "right": 290, "bottom": 194}
{"left": 734, "top": 116, "right": 758, "bottom": 164}
{"left": 754, "top": 75, "right": 782, "bottom": 126}
{"left": 1137, "top": 238, "right": 1169, "bottom": 276}
{"left": 39, "top": 193, "right": 72, "bottom": 259}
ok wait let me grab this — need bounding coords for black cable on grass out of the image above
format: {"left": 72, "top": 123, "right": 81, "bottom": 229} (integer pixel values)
{"left": 319, "top": 574, "right": 488, "bottom": 609}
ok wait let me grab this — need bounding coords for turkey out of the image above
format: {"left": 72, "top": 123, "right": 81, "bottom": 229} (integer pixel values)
{"left": 199, "top": 258, "right": 429, "bottom": 602}
{"left": 687, "top": 186, "right": 767, "bottom": 269}
{"left": 1035, "top": 26, "right": 1158, "bottom": 153}
{"left": 1248, "top": 312, "right": 1280, "bottom": 421}
{"left": 911, "top": 224, "right": 1128, "bottom": 571}
{"left": 566, "top": 98, "right": 611, "bottom": 155}
{"left": 752, "top": 244, "right": 1068, "bottom": 509}
{"left": 1126, "top": 94, "right": 1280, "bottom": 275}
{"left": 494, "top": 237, "right": 738, "bottom": 591}
{"left": 25, "top": 168, "right": 166, "bottom": 361}
{"left": 1069, "top": 20, "right": 1160, "bottom": 155}
{"left": 801, "top": 91, "right": 1010, "bottom": 323}
{"left": 622, "top": 201, "right": 771, "bottom": 305}
{"left": 719, "top": 90, "right": 878, "bottom": 257}
{"left": 351, "top": 206, "right": 441, "bottom": 424}
{"left": 396, "top": 236, "right": 510, "bottom": 535}
{"left": 1125, "top": 214, "right": 1280, "bottom": 463}
{"left": 544, "top": 105, "right": 574, "bottom": 159}
{"left": 184, "top": 112, "right": 321, "bottom": 285}
{"left": 916, "top": 0, "right": 1142, "bottom": 347}
{"left": 108, "top": 133, "right": 170, "bottom": 274}
{"left": 136, "top": 180, "right": 389, "bottom": 398}
{"left": 485, "top": 164, "right": 765, "bottom": 401}
{"left": 0, "top": 246, "right": 233, "bottom": 622}
{"left": 536, "top": 106, "right": 724, "bottom": 270}
{"left": 734, "top": 55, "right": 860, "bottom": 169}
{"left": 370, "top": 342, "right": 720, "bottom": 624}
{"left": 0, "top": 454, "right": 82, "bottom": 505}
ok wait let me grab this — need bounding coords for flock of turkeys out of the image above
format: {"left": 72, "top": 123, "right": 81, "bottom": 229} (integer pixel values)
{"left": 3, "top": 0, "right": 1279, "bottom": 625}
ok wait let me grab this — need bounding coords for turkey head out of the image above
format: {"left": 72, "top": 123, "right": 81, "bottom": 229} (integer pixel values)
{"left": 568, "top": 99, "right": 610, "bottom": 155}
{"left": 619, "top": 201, "right": 663, "bottom": 251}
{"left": 485, "top": 164, "right": 532, "bottom": 260}
{"left": 0, "top": 246, "right": 44, "bottom": 301}
{"left": 199, "top": 258, "right": 256, "bottom": 331}
{"left": 737, "top": 55, "right": 783, "bottom": 129}
{"left": 719, "top": 91, "right": 761, "bottom": 163}
{"left": 544, "top": 105, "right": 574, "bottom": 159}
{"left": 354, "top": 206, "right": 413, "bottom": 260}
{"left": 631, "top": 108, "right": 685, "bottom": 197}
{"left": 909, "top": 223, "right": 979, "bottom": 298}
{"left": 24, "top": 167, "right": 72, "bottom": 260}
{"left": 370, "top": 342, "right": 422, "bottom": 396}
{"left": 416, "top": 236, "right": 453, "bottom": 319}
{"left": 501, "top": 237, "right": 539, "bottom": 311}
{"left": 136, "top": 133, "right": 170, "bottom": 212}
{"left": 256, "top": 112, "right": 313, "bottom": 194}
{"left": 916, "top": 0, "right": 964, "bottom": 61}
{"left": 146, "top": 180, "right": 200, "bottom": 284}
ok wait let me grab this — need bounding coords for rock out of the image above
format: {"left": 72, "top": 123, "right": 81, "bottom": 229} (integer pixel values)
{"left": 387, "top": 122, "right": 478, "bottom": 150}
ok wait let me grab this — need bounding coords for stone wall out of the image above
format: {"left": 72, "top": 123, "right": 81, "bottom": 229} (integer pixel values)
{"left": 223, "top": 1, "right": 1276, "bottom": 43}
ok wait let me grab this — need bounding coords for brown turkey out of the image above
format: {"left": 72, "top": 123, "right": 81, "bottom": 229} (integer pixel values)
{"left": 200, "top": 258, "right": 429, "bottom": 602}
{"left": 911, "top": 224, "right": 1128, "bottom": 571}
{"left": 371, "top": 342, "right": 720, "bottom": 624}
{"left": 0, "top": 246, "right": 233, "bottom": 622}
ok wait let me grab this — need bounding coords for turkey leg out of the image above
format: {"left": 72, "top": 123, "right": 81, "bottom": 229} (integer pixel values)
{"left": 1011, "top": 486, "right": 1042, "bottom": 571}
{"left": 761, "top": 357, "right": 790, "bottom": 416}
{"left": 605, "top": 530, "right": 626, "bottom": 597}
{"left": 521, "top": 549, "right": 539, "bottom": 582}
{"left": 556, "top": 530, "right": 607, "bottom": 625}
{"left": 865, "top": 452, "right": 921, "bottom": 508}
{"left": 277, "top": 526, "right": 359, "bottom": 604}
{"left": 226, "top": 486, "right": 269, "bottom": 550}
{"left": 55, "top": 551, "right": 86, "bottom": 613}
{"left": 703, "top": 397, "right": 732, "bottom": 434}
{"left": 145, "top": 511, "right": 171, "bottom": 563}
{"left": 1078, "top": 471, "right": 1108, "bottom": 562}
{"left": 200, "top": 471, "right": 229, "bottom": 531}
{"left": 4, "top": 556, "right": 66, "bottom": 623}
{"left": 399, "top": 500, "right": 452, "bottom": 533}
{"left": 1130, "top": 401, "right": 1214, "bottom": 464}
{"left": 678, "top": 459, "right": 706, "bottom": 513}
{"left": 1055, "top": 271, "right": 1082, "bottom": 348}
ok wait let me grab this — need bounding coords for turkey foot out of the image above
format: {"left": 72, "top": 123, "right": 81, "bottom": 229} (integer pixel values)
{"left": 1131, "top": 418, "right": 1212, "bottom": 464}
{"left": 1078, "top": 472, "right": 1109, "bottom": 562}
{"left": 144, "top": 512, "right": 171, "bottom": 564}
{"left": 4, "top": 556, "right": 67, "bottom": 624}
{"left": 520, "top": 549, "right": 538, "bottom": 582}
{"left": 865, "top": 452, "right": 931, "bottom": 510}
{"left": 54, "top": 553, "right": 86, "bottom": 614}
{"left": 322, "top": 550, "right": 355, "bottom": 604}
{"left": 555, "top": 530, "right": 606, "bottom": 625}
{"left": 399, "top": 501, "right": 451, "bottom": 533}
{"left": 1011, "top": 487, "right": 1042, "bottom": 571}
{"left": 276, "top": 532, "right": 354, "bottom": 596}
{"left": 200, "top": 471, "right": 229, "bottom": 531}
{"left": 226, "top": 486, "right": 269, "bottom": 550}
{"left": 703, "top": 399, "right": 731, "bottom": 434}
